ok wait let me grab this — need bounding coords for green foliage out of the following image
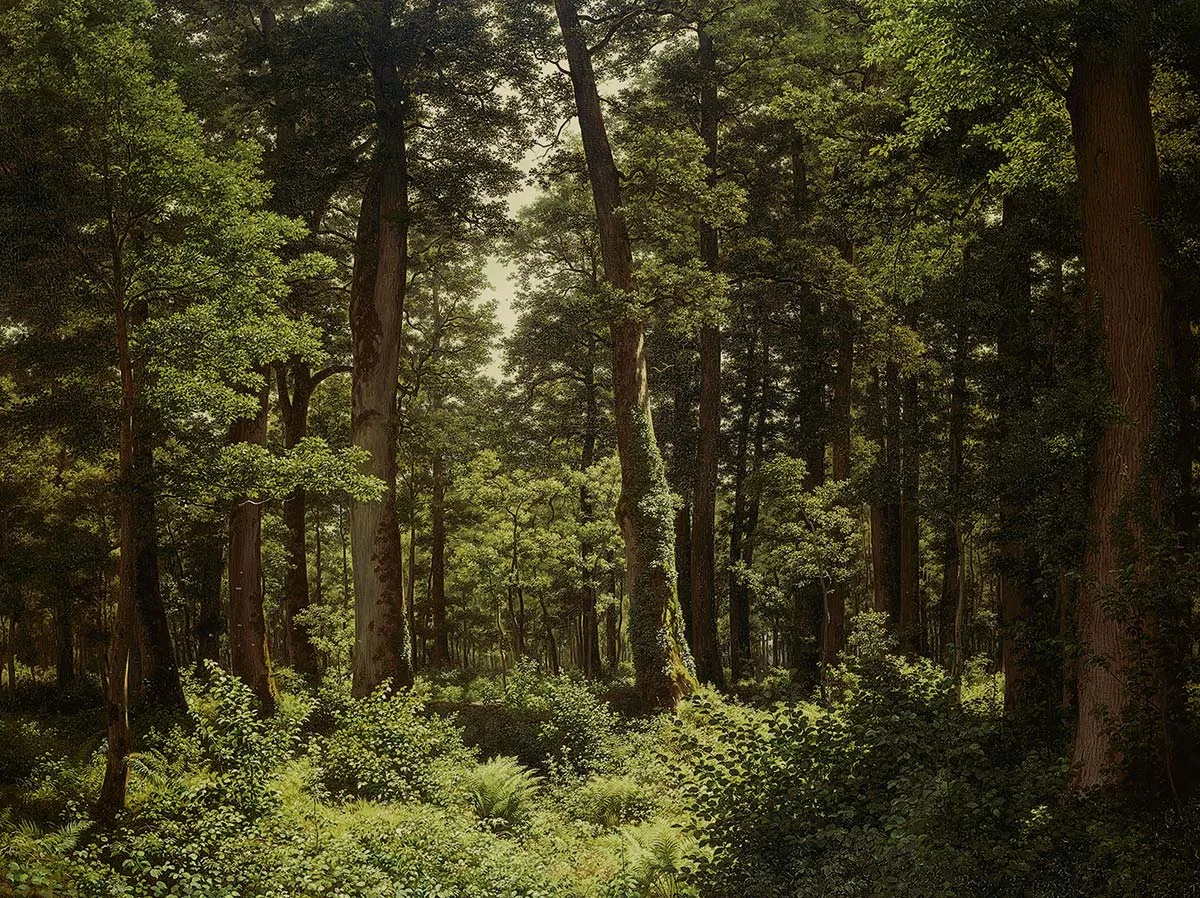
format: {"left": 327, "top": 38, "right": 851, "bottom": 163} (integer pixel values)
{"left": 312, "top": 682, "right": 471, "bottom": 804}
{"left": 570, "top": 776, "right": 654, "bottom": 829}
{"left": 463, "top": 664, "right": 621, "bottom": 777}
{"left": 685, "top": 617, "right": 1200, "bottom": 898}
{"left": 463, "top": 756, "right": 541, "bottom": 832}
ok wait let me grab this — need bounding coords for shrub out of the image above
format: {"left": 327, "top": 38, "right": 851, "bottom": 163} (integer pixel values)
{"left": 571, "top": 776, "right": 654, "bottom": 828}
{"left": 313, "top": 682, "right": 471, "bottom": 803}
{"left": 459, "top": 664, "right": 620, "bottom": 776}
{"left": 685, "top": 615, "right": 1200, "bottom": 898}
{"left": 463, "top": 757, "right": 541, "bottom": 831}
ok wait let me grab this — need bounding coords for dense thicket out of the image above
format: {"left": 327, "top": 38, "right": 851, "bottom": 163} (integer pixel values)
{"left": 1, "top": 0, "right": 1199, "bottom": 893}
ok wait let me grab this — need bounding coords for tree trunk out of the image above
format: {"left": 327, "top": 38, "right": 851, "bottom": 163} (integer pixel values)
{"left": 278, "top": 363, "right": 319, "bottom": 680}
{"left": 192, "top": 522, "right": 225, "bottom": 674}
{"left": 227, "top": 372, "right": 277, "bottom": 712}
{"left": 1067, "top": 2, "right": 1187, "bottom": 794}
{"left": 349, "top": 18, "right": 413, "bottom": 694}
{"left": 556, "top": 0, "right": 696, "bottom": 710}
{"left": 825, "top": 299, "right": 854, "bottom": 666}
{"left": 899, "top": 375, "right": 920, "bottom": 654}
{"left": 940, "top": 322, "right": 967, "bottom": 668}
{"left": 56, "top": 581, "right": 74, "bottom": 690}
{"left": 580, "top": 359, "right": 603, "bottom": 678}
{"left": 430, "top": 448, "right": 450, "bottom": 666}
{"left": 688, "top": 23, "right": 724, "bottom": 688}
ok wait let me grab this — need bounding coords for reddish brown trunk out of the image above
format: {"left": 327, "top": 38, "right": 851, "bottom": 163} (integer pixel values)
{"left": 688, "top": 23, "right": 724, "bottom": 688}
{"left": 1067, "top": 2, "right": 1186, "bottom": 794}
{"left": 227, "top": 372, "right": 277, "bottom": 712}
{"left": 556, "top": 0, "right": 695, "bottom": 709}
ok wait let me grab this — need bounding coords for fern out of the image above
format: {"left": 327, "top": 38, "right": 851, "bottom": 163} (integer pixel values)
{"left": 464, "top": 757, "right": 541, "bottom": 831}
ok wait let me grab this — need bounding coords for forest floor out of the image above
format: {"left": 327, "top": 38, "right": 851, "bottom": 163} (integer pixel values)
{"left": 1, "top": 645, "right": 1198, "bottom": 898}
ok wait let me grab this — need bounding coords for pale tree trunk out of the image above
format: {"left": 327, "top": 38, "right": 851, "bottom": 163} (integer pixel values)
{"left": 1067, "top": 1, "right": 1187, "bottom": 794}
{"left": 350, "top": 9, "right": 413, "bottom": 694}
{"left": 227, "top": 372, "right": 277, "bottom": 712}
{"left": 556, "top": 0, "right": 696, "bottom": 710}
{"left": 689, "top": 22, "right": 724, "bottom": 688}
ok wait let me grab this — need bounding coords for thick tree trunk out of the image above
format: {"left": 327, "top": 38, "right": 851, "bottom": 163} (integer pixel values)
{"left": 278, "top": 363, "right": 319, "bottom": 680}
{"left": 227, "top": 373, "right": 277, "bottom": 712}
{"left": 349, "top": 21, "right": 413, "bottom": 694}
{"left": 1067, "top": 3, "right": 1187, "bottom": 794}
{"left": 557, "top": 0, "right": 695, "bottom": 710}
{"left": 688, "top": 23, "right": 724, "bottom": 688}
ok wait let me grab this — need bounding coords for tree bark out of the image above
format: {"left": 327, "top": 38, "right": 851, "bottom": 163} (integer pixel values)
{"left": 825, "top": 298, "right": 854, "bottom": 666}
{"left": 278, "top": 363, "right": 320, "bottom": 680}
{"left": 899, "top": 374, "right": 920, "bottom": 654}
{"left": 192, "top": 522, "right": 225, "bottom": 675}
{"left": 430, "top": 448, "right": 450, "bottom": 666}
{"left": 940, "top": 321, "right": 967, "bottom": 668}
{"left": 688, "top": 22, "right": 724, "bottom": 688}
{"left": 1067, "top": 2, "right": 1187, "bottom": 794}
{"left": 227, "top": 372, "right": 277, "bottom": 712}
{"left": 350, "top": 14, "right": 413, "bottom": 694}
{"left": 556, "top": 0, "right": 696, "bottom": 710}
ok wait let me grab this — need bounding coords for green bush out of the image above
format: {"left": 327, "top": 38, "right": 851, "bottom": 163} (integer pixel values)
{"left": 686, "top": 615, "right": 1200, "bottom": 898}
{"left": 463, "top": 756, "right": 541, "bottom": 831}
{"left": 313, "top": 682, "right": 471, "bottom": 803}
{"left": 459, "top": 664, "right": 620, "bottom": 777}
{"left": 570, "top": 775, "right": 654, "bottom": 829}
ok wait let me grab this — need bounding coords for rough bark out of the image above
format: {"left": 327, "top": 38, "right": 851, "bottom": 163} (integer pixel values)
{"left": 688, "top": 23, "right": 724, "bottom": 688}
{"left": 349, "top": 17, "right": 413, "bottom": 694}
{"left": 940, "top": 322, "right": 967, "bottom": 667}
{"left": 557, "top": 0, "right": 696, "bottom": 710}
{"left": 227, "top": 372, "right": 277, "bottom": 712}
{"left": 274, "top": 363, "right": 316, "bottom": 679}
{"left": 1067, "top": 2, "right": 1187, "bottom": 794}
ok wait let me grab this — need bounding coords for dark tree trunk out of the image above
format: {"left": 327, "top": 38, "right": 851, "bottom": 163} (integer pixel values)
{"left": 995, "top": 195, "right": 1051, "bottom": 724}
{"left": 728, "top": 326, "right": 757, "bottom": 684}
{"left": 56, "top": 581, "right": 74, "bottom": 690}
{"left": 940, "top": 322, "right": 967, "bottom": 668}
{"left": 227, "top": 372, "right": 277, "bottom": 712}
{"left": 192, "top": 522, "right": 225, "bottom": 674}
{"left": 278, "top": 363, "right": 319, "bottom": 680}
{"left": 899, "top": 375, "right": 920, "bottom": 655}
{"left": 430, "top": 449, "right": 449, "bottom": 666}
{"left": 350, "top": 17, "right": 413, "bottom": 694}
{"left": 825, "top": 297, "right": 854, "bottom": 667}
{"left": 1067, "top": 3, "right": 1189, "bottom": 795}
{"left": 687, "top": 22, "right": 724, "bottom": 689}
{"left": 557, "top": 0, "right": 696, "bottom": 710}
{"left": 580, "top": 359, "right": 603, "bottom": 678}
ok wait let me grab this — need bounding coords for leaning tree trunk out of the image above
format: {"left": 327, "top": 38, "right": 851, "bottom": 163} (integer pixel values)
{"left": 1067, "top": 1, "right": 1187, "bottom": 795}
{"left": 349, "top": 13, "right": 413, "bottom": 694}
{"left": 227, "top": 372, "right": 277, "bottom": 712}
{"left": 688, "top": 22, "right": 725, "bottom": 689}
{"left": 556, "top": 0, "right": 696, "bottom": 710}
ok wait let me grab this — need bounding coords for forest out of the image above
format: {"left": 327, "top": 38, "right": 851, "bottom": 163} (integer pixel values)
{"left": 1, "top": 0, "right": 1199, "bottom": 895}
